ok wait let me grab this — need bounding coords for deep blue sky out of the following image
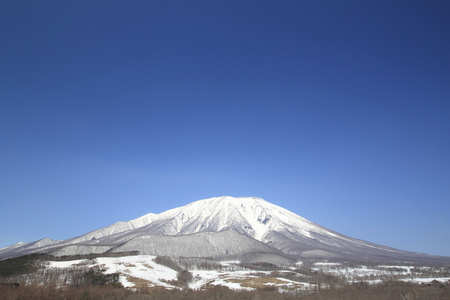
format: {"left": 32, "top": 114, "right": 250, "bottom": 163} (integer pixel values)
{"left": 1, "top": 1, "right": 449, "bottom": 257}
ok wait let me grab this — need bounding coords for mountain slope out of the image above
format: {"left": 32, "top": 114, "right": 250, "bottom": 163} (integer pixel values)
{"left": 1, "top": 196, "right": 448, "bottom": 263}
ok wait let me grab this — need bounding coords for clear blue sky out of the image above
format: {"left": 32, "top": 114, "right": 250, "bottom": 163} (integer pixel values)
{"left": 1, "top": 1, "right": 449, "bottom": 257}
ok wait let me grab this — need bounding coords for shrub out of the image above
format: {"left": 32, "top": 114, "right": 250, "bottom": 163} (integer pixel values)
{"left": 153, "top": 256, "right": 182, "bottom": 271}
{"left": 82, "top": 269, "right": 121, "bottom": 287}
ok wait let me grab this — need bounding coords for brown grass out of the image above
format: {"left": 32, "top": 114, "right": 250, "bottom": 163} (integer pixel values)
{"left": 226, "top": 275, "right": 303, "bottom": 289}
{"left": 2, "top": 281, "right": 450, "bottom": 300}
{"left": 126, "top": 276, "right": 156, "bottom": 289}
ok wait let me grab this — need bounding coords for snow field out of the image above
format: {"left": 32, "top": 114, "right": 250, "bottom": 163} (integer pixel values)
{"left": 49, "top": 255, "right": 177, "bottom": 288}
{"left": 46, "top": 256, "right": 450, "bottom": 290}
{"left": 47, "top": 255, "right": 311, "bottom": 291}
{"left": 311, "top": 262, "right": 450, "bottom": 284}
{"left": 189, "top": 270, "right": 311, "bottom": 291}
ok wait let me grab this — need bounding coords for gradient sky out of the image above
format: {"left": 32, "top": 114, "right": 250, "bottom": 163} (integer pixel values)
{"left": 1, "top": 1, "right": 449, "bottom": 257}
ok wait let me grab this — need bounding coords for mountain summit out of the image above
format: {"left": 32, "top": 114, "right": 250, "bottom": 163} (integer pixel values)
{"left": 1, "top": 196, "right": 447, "bottom": 263}
{"left": 120, "top": 196, "right": 331, "bottom": 241}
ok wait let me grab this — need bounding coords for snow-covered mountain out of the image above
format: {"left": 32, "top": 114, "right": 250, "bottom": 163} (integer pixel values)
{"left": 0, "top": 196, "right": 448, "bottom": 263}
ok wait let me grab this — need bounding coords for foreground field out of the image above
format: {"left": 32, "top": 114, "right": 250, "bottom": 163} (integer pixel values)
{"left": 1, "top": 253, "right": 450, "bottom": 299}
{"left": 44, "top": 255, "right": 450, "bottom": 291}
{"left": 1, "top": 280, "right": 450, "bottom": 300}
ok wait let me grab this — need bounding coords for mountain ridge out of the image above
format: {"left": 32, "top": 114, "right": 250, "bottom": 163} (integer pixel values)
{"left": 1, "top": 196, "right": 449, "bottom": 263}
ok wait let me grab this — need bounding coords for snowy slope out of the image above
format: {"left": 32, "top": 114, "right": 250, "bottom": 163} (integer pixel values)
{"left": 1, "top": 196, "right": 449, "bottom": 263}
{"left": 130, "top": 196, "right": 333, "bottom": 240}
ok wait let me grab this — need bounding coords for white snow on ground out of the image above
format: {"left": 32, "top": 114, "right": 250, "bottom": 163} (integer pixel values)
{"left": 95, "top": 256, "right": 177, "bottom": 288}
{"left": 209, "top": 276, "right": 254, "bottom": 291}
{"left": 48, "top": 255, "right": 312, "bottom": 291}
{"left": 47, "top": 255, "right": 450, "bottom": 291}
{"left": 189, "top": 270, "right": 269, "bottom": 291}
{"left": 220, "top": 260, "right": 241, "bottom": 266}
{"left": 189, "top": 270, "right": 223, "bottom": 290}
{"left": 189, "top": 269, "right": 315, "bottom": 291}
{"left": 49, "top": 255, "right": 177, "bottom": 288}
{"left": 408, "top": 277, "right": 450, "bottom": 283}
{"left": 378, "top": 265, "right": 413, "bottom": 269}
{"left": 48, "top": 259, "right": 86, "bottom": 268}
{"left": 314, "top": 262, "right": 341, "bottom": 266}
{"left": 312, "top": 263, "right": 450, "bottom": 285}
{"left": 314, "top": 265, "right": 413, "bottom": 279}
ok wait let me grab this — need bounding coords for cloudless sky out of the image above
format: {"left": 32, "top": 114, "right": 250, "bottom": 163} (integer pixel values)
{"left": 1, "top": 1, "right": 449, "bottom": 256}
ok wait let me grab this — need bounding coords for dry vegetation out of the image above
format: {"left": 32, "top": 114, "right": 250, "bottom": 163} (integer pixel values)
{"left": 1, "top": 280, "right": 450, "bottom": 300}
{"left": 226, "top": 275, "right": 300, "bottom": 289}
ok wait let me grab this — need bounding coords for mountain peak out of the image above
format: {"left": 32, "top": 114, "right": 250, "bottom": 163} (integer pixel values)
{"left": 198, "top": 196, "right": 266, "bottom": 204}
{"left": 2, "top": 196, "right": 448, "bottom": 263}
{"left": 149, "top": 196, "right": 313, "bottom": 241}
